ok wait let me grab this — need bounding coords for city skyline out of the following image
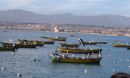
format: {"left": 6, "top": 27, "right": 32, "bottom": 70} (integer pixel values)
{"left": 0, "top": 0, "right": 130, "bottom": 16}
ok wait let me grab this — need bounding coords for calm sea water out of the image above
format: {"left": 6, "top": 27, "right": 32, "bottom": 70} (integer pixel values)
{"left": 0, "top": 29, "right": 130, "bottom": 78}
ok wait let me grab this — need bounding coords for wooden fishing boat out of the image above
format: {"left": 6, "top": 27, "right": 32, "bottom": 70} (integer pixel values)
{"left": 49, "top": 52, "right": 102, "bottom": 64}
{"left": 60, "top": 43, "right": 79, "bottom": 48}
{"left": 43, "top": 41, "right": 54, "bottom": 44}
{"left": 1, "top": 42, "right": 18, "bottom": 49}
{"left": 48, "top": 37, "right": 66, "bottom": 41}
{"left": 57, "top": 47, "right": 102, "bottom": 53}
{"left": 41, "top": 36, "right": 50, "bottom": 38}
{"left": 16, "top": 39, "right": 44, "bottom": 46}
{"left": 31, "top": 40, "right": 44, "bottom": 46}
{"left": 96, "top": 42, "right": 107, "bottom": 44}
{"left": 83, "top": 41, "right": 97, "bottom": 45}
{"left": 113, "top": 43, "right": 128, "bottom": 48}
{"left": 1, "top": 42, "right": 14, "bottom": 47}
{"left": 15, "top": 44, "right": 37, "bottom": 48}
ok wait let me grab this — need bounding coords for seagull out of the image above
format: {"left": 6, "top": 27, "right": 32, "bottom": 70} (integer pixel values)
{"left": 127, "top": 59, "right": 130, "bottom": 62}
{"left": 12, "top": 52, "right": 15, "bottom": 55}
{"left": 1, "top": 67, "right": 5, "bottom": 71}
{"left": 112, "top": 69, "right": 115, "bottom": 74}
{"left": 17, "top": 73, "right": 22, "bottom": 78}
{"left": 128, "top": 65, "right": 130, "bottom": 69}
{"left": 114, "top": 60, "right": 116, "bottom": 63}
{"left": 84, "top": 69, "right": 88, "bottom": 73}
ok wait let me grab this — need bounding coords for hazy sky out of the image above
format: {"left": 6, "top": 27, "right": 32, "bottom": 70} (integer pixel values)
{"left": 0, "top": 0, "right": 129, "bottom": 16}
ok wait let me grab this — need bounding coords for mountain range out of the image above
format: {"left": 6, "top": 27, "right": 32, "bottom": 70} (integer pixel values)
{"left": 0, "top": 9, "right": 130, "bottom": 27}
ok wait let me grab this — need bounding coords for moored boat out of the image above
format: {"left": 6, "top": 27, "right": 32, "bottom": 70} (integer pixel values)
{"left": 1, "top": 41, "right": 15, "bottom": 47}
{"left": 41, "top": 36, "right": 51, "bottom": 38}
{"left": 57, "top": 47, "right": 102, "bottom": 53}
{"left": 15, "top": 44, "right": 37, "bottom": 48}
{"left": 83, "top": 40, "right": 107, "bottom": 45}
{"left": 96, "top": 42, "right": 107, "bottom": 44}
{"left": 113, "top": 43, "right": 129, "bottom": 48}
{"left": 60, "top": 43, "right": 79, "bottom": 48}
{"left": 83, "top": 41, "right": 97, "bottom": 45}
{"left": 41, "top": 36, "right": 66, "bottom": 41}
{"left": 43, "top": 41, "right": 54, "bottom": 44}
{"left": 16, "top": 39, "right": 44, "bottom": 47}
{"left": 48, "top": 37, "right": 66, "bottom": 41}
{"left": 49, "top": 51, "right": 102, "bottom": 64}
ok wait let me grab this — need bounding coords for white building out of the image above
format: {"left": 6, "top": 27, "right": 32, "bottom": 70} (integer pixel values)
{"left": 54, "top": 26, "right": 60, "bottom": 32}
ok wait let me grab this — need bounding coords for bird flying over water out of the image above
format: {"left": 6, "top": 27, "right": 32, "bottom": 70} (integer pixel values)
{"left": 70, "top": 35, "right": 85, "bottom": 46}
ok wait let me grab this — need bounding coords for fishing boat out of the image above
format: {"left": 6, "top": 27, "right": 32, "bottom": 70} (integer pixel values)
{"left": 96, "top": 42, "right": 107, "bottom": 44}
{"left": 60, "top": 43, "right": 79, "bottom": 48}
{"left": 83, "top": 41, "right": 97, "bottom": 45}
{"left": 41, "top": 36, "right": 51, "bottom": 38}
{"left": 15, "top": 44, "right": 37, "bottom": 48}
{"left": 1, "top": 42, "right": 14, "bottom": 47}
{"left": 31, "top": 40, "right": 44, "bottom": 46}
{"left": 15, "top": 40, "right": 37, "bottom": 48}
{"left": 49, "top": 51, "right": 102, "bottom": 64}
{"left": 43, "top": 41, "right": 54, "bottom": 44}
{"left": 16, "top": 39, "right": 44, "bottom": 47}
{"left": 113, "top": 43, "right": 128, "bottom": 48}
{"left": 57, "top": 47, "right": 102, "bottom": 53}
{"left": 48, "top": 37, "right": 66, "bottom": 41}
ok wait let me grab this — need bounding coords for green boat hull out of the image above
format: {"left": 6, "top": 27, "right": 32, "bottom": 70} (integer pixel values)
{"left": 0, "top": 47, "right": 16, "bottom": 51}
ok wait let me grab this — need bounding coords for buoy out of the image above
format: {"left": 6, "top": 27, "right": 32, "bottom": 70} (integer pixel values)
{"left": 17, "top": 73, "right": 22, "bottom": 77}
